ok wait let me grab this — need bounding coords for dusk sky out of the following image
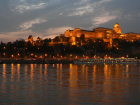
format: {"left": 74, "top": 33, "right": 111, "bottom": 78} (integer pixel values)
{"left": 0, "top": 0, "right": 140, "bottom": 42}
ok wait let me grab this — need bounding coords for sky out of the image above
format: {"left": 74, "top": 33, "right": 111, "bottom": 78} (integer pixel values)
{"left": 0, "top": 0, "right": 140, "bottom": 42}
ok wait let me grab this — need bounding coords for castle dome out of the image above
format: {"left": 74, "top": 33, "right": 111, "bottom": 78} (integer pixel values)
{"left": 74, "top": 28, "right": 81, "bottom": 31}
{"left": 114, "top": 22, "right": 120, "bottom": 28}
{"left": 114, "top": 22, "right": 121, "bottom": 34}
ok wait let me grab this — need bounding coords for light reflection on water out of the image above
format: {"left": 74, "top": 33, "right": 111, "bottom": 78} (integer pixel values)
{"left": 0, "top": 64, "right": 140, "bottom": 104}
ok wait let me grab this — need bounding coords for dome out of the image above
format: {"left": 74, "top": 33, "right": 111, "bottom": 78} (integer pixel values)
{"left": 74, "top": 28, "right": 81, "bottom": 31}
{"left": 114, "top": 22, "right": 121, "bottom": 34}
{"left": 114, "top": 22, "right": 120, "bottom": 28}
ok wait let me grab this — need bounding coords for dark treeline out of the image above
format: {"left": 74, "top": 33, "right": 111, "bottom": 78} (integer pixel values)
{"left": 1, "top": 37, "right": 140, "bottom": 58}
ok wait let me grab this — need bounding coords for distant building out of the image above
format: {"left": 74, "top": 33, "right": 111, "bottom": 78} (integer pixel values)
{"left": 37, "top": 37, "right": 41, "bottom": 41}
{"left": 113, "top": 22, "right": 121, "bottom": 34}
{"left": 122, "top": 33, "right": 140, "bottom": 42}
{"left": 28, "top": 35, "right": 33, "bottom": 44}
{"left": 64, "top": 23, "right": 121, "bottom": 39}
{"left": 28, "top": 23, "right": 140, "bottom": 48}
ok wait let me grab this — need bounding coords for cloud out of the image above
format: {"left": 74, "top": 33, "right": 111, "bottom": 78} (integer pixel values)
{"left": 138, "top": 13, "right": 140, "bottom": 17}
{"left": 93, "top": 13, "right": 117, "bottom": 25}
{"left": 0, "top": 30, "right": 38, "bottom": 42}
{"left": 15, "top": 2, "right": 47, "bottom": 13}
{"left": 20, "top": 18, "right": 47, "bottom": 30}
{"left": 68, "top": 5, "right": 93, "bottom": 16}
{"left": 68, "top": 0, "right": 113, "bottom": 16}
{"left": 90, "top": 10, "right": 121, "bottom": 29}
{"left": 45, "top": 26, "right": 73, "bottom": 35}
{"left": 59, "top": 13, "right": 63, "bottom": 15}
{"left": 99, "top": 0, "right": 113, "bottom": 4}
{"left": 0, "top": 26, "right": 74, "bottom": 42}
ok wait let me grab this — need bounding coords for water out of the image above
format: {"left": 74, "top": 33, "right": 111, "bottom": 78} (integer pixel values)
{"left": 0, "top": 64, "right": 140, "bottom": 105}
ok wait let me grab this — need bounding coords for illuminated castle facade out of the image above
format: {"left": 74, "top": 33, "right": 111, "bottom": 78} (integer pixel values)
{"left": 65, "top": 23, "right": 122, "bottom": 39}
{"left": 28, "top": 23, "right": 140, "bottom": 47}
{"left": 63, "top": 23, "right": 140, "bottom": 45}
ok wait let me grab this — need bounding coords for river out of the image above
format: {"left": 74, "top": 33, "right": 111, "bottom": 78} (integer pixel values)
{"left": 0, "top": 64, "right": 140, "bottom": 105}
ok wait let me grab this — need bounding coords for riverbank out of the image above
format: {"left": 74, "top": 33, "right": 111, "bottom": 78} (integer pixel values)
{"left": 0, "top": 58, "right": 73, "bottom": 64}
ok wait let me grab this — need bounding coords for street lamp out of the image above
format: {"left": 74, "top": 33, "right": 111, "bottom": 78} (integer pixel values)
{"left": 11, "top": 55, "right": 14, "bottom": 58}
{"left": 127, "top": 55, "right": 128, "bottom": 58}
{"left": 18, "top": 53, "right": 20, "bottom": 58}
{"left": 3, "top": 53, "right": 5, "bottom": 58}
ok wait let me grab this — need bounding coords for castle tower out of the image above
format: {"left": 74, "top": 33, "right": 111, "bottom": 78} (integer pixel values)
{"left": 114, "top": 22, "right": 121, "bottom": 34}
{"left": 28, "top": 35, "right": 33, "bottom": 44}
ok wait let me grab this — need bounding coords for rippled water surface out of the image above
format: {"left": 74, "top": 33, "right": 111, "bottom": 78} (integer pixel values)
{"left": 0, "top": 64, "right": 140, "bottom": 105}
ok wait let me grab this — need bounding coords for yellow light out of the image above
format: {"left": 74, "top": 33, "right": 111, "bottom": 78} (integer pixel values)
{"left": 45, "top": 54, "right": 47, "bottom": 56}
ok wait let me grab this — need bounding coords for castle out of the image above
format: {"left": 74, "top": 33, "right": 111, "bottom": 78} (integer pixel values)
{"left": 28, "top": 23, "right": 140, "bottom": 47}
{"left": 65, "top": 22, "right": 121, "bottom": 39}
